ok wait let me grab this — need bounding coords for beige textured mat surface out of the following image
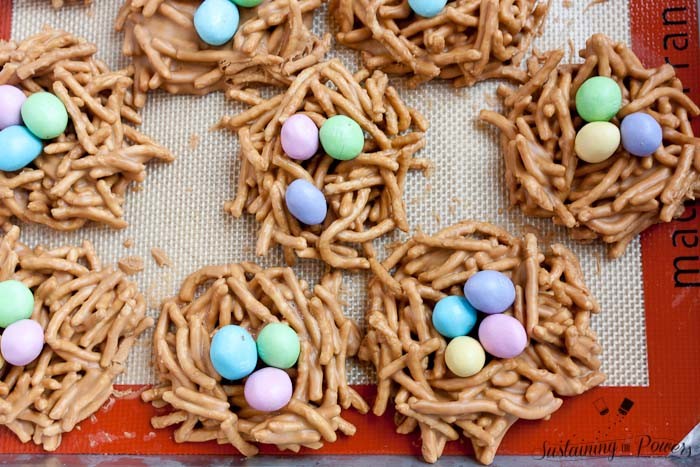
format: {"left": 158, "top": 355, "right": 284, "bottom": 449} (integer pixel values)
{"left": 10, "top": 0, "right": 647, "bottom": 386}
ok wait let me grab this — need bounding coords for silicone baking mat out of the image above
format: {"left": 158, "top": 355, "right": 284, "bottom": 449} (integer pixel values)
{"left": 0, "top": 0, "right": 698, "bottom": 460}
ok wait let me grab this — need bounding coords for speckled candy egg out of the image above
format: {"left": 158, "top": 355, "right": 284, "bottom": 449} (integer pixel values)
{"left": 463, "top": 270, "right": 516, "bottom": 314}
{"left": 575, "top": 76, "right": 622, "bottom": 122}
{"left": 0, "top": 126, "right": 43, "bottom": 172}
{"left": 256, "top": 322, "right": 300, "bottom": 369}
{"left": 0, "top": 85, "right": 26, "bottom": 130}
{"left": 1, "top": 319, "right": 44, "bottom": 366}
{"left": 244, "top": 367, "right": 293, "bottom": 412}
{"left": 210, "top": 325, "right": 257, "bottom": 380}
{"left": 194, "top": 0, "right": 240, "bottom": 46}
{"left": 0, "top": 280, "right": 35, "bottom": 328}
{"left": 285, "top": 179, "right": 327, "bottom": 225}
{"left": 408, "top": 0, "right": 448, "bottom": 18}
{"left": 621, "top": 112, "right": 663, "bottom": 157}
{"left": 478, "top": 314, "right": 527, "bottom": 359}
{"left": 431, "top": 296, "right": 477, "bottom": 338}
{"left": 445, "top": 336, "right": 485, "bottom": 377}
{"left": 281, "top": 114, "right": 319, "bottom": 161}
{"left": 575, "top": 121, "right": 621, "bottom": 163}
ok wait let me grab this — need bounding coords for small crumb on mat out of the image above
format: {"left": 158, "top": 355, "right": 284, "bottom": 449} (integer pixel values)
{"left": 151, "top": 247, "right": 172, "bottom": 267}
{"left": 188, "top": 133, "right": 200, "bottom": 150}
{"left": 118, "top": 256, "right": 144, "bottom": 275}
{"left": 123, "top": 237, "right": 134, "bottom": 248}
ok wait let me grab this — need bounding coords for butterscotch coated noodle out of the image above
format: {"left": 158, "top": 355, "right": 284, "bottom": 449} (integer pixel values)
{"left": 361, "top": 221, "right": 604, "bottom": 465}
{"left": 116, "top": 0, "right": 330, "bottom": 107}
{"left": 144, "top": 263, "right": 368, "bottom": 454}
{"left": 49, "top": 0, "right": 91, "bottom": 7}
{"left": 0, "top": 224, "right": 153, "bottom": 450}
{"left": 219, "top": 59, "right": 429, "bottom": 272}
{"left": 481, "top": 34, "right": 700, "bottom": 258}
{"left": 331, "top": 0, "right": 549, "bottom": 87}
{"left": 0, "top": 28, "right": 173, "bottom": 231}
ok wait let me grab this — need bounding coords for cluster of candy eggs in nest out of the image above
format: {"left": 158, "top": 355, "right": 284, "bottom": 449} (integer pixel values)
{"left": 193, "top": 0, "right": 263, "bottom": 47}
{"left": 0, "top": 85, "right": 69, "bottom": 172}
{"left": 432, "top": 270, "right": 527, "bottom": 377}
{"left": 210, "top": 322, "right": 301, "bottom": 411}
{"left": 574, "top": 76, "right": 663, "bottom": 163}
{"left": 0, "top": 280, "right": 45, "bottom": 367}
{"left": 281, "top": 113, "right": 365, "bottom": 226}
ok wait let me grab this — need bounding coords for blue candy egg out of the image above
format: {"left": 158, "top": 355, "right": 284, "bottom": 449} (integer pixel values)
{"left": 620, "top": 112, "right": 662, "bottom": 157}
{"left": 210, "top": 325, "right": 257, "bottom": 380}
{"left": 464, "top": 270, "right": 516, "bottom": 314}
{"left": 194, "top": 0, "right": 240, "bottom": 46}
{"left": 408, "top": 0, "right": 448, "bottom": 18}
{"left": 0, "top": 125, "right": 43, "bottom": 172}
{"left": 285, "top": 179, "right": 327, "bottom": 225}
{"left": 432, "top": 296, "right": 477, "bottom": 338}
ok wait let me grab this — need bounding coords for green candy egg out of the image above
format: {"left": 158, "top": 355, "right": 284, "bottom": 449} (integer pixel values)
{"left": 319, "top": 115, "right": 364, "bottom": 161}
{"left": 575, "top": 76, "right": 622, "bottom": 122}
{"left": 0, "top": 280, "right": 34, "bottom": 328}
{"left": 232, "top": 0, "right": 263, "bottom": 6}
{"left": 256, "top": 322, "right": 300, "bottom": 369}
{"left": 21, "top": 92, "right": 68, "bottom": 140}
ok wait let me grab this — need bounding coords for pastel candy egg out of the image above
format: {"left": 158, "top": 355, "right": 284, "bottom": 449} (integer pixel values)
{"left": 281, "top": 114, "right": 319, "bottom": 161}
{"left": 210, "top": 325, "right": 257, "bottom": 380}
{"left": 0, "top": 126, "right": 43, "bottom": 172}
{"left": 431, "top": 296, "right": 477, "bottom": 338}
{"left": 463, "top": 270, "right": 515, "bottom": 314}
{"left": 21, "top": 92, "right": 68, "bottom": 140}
{"left": 575, "top": 121, "right": 620, "bottom": 163}
{"left": 244, "top": 367, "right": 293, "bottom": 412}
{"left": 478, "top": 314, "right": 527, "bottom": 359}
{"left": 408, "top": 0, "right": 447, "bottom": 18}
{"left": 1, "top": 319, "right": 44, "bottom": 366}
{"left": 0, "top": 280, "right": 34, "bottom": 328}
{"left": 232, "top": 0, "right": 262, "bottom": 6}
{"left": 575, "top": 76, "right": 622, "bottom": 122}
{"left": 444, "top": 336, "right": 485, "bottom": 377}
{"left": 194, "top": 0, "right": 240, "bottom": 46}
{"left": 256, "top": 322, "right": 300, "bottom": 369}
{"left": 319, "top": 115, "right": 364, "bottom": 161}
{"left": 0, "top": 85, "right": 27, "bottom": 130}
{"left": 621, "top": 112, "right": 662, "bottom": 157}
{"left": 285, "top": 179, "right": 327, "bottom": 225}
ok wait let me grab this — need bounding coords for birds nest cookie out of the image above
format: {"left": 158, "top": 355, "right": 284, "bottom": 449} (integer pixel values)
{"left": 142, "top": 263, "right": 368, "bottom": 454}
{"left": 480, "top": 34, "right": 700, "bottom": 258}
{"left": 0, "top": 28, "right": 173, "bottom": 231}
{"left": 116, "top": 0, "right": 331, "bottom": 107}
{"left": 218, "top": 59, "right": 429, "bottom": 272}
{"left": 360, "top": 221, "right": 604, "bottom": 465}
{"left": 0, "top": 224, "right": 153, "bottom": 450}
{"left": 331, "top": 0, "right": 549, "bottom": 87}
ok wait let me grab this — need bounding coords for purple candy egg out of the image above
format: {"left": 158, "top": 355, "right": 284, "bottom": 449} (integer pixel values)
{"left": 620, "top": 112, "right": 662, "bottom": 157}
{"left": 0, "top": 85, "right": 27, "bottom": 130}
{"left": 285, "top": 179, "right": 327, "bottom": 225}
{"left": 478, "top": 314, "right": 527, "bottom": 359}
{"left": 1, "top": 319, "right": 44, "bottom": 366}
{"left": 464, "top": 270, "right": 516, "bottom": 314}
{"left": 244, "top": 367, "right": 293, "bottom": 412}
{"left": 281, "top": 114, "right": 319, "bottom": 161}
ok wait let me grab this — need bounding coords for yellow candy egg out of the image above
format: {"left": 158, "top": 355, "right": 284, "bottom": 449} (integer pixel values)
{"left": 575, "top": 121, "right": 621, "bottom": 163}
{"left": 445, "top": 336, "right": 485, "bottom": 377}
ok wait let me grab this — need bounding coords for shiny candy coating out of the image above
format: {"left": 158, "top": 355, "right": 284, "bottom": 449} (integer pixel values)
{"left": 194, "top": 0, "right": 240, "bottom": 46}
{"left": 575, "top": 121, "right": 620, "bottom": 163}
{"left": 319, "top": 115, "right": 364, "bottom": 160}
{"left": 444, "top": 336, "right": 485, "bottom": 377}
{"left": 21, "top": 92, "right": 68, "bottom": 140}
{"left": 621, "top": 112, "right": 662, "bottom": 157}
{"left": 431, "top": 296, "right": 477, "bottom": 338}
{"left": 575, "top": 76, "right": 622, "bottom": 122}
{"left": 478, "top": 314, "right": 527, "bottom": 359}
{"left": 244, "top": 367, "right": 293, "bottom": 412}
{"left": 0, "top": 85, "right": 26, "bottom": 130}
{"left": 285, "top": 179, "right": 327, "bottom": 225}
{"left": 1, "top": 319, "right": 44, "bottom": 366}
{"left": 0, "top": 280, "right": 35, "bottom": 328}
{"left": 210, "top": 325, "right": 257, "bottom": 380}
{"left": 0, "top": 126, "right": 43, "bottom": 172}
{"left": 463, "top": 270, "right": 515, "bottom": 314}
{"left": 408, "top": 0, "right": 447, "bottom": 18}
{"left": 281, "top": 114, "right": 319, "bottom": 161}
{"left": 256, "top": 322, "right": 300, "bottom": 369}
{"left": 232, "top": 0, "right": 262, "bottom": 6}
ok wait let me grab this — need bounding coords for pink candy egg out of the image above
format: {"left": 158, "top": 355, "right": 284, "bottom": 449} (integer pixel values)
{"left": 0, "top": 85, "right": 27, "bottom": 130}
{"left": 478, "top": 314, "right": 527, "bottom": 359}
{"left": 244, "top": 367, "right": 293, "bottom": 412}
{"left": 1, "top": 319, "right": 44, "bottom": 366}
{"left": 281, "top": 114, "right": 319, "bottom": 160}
